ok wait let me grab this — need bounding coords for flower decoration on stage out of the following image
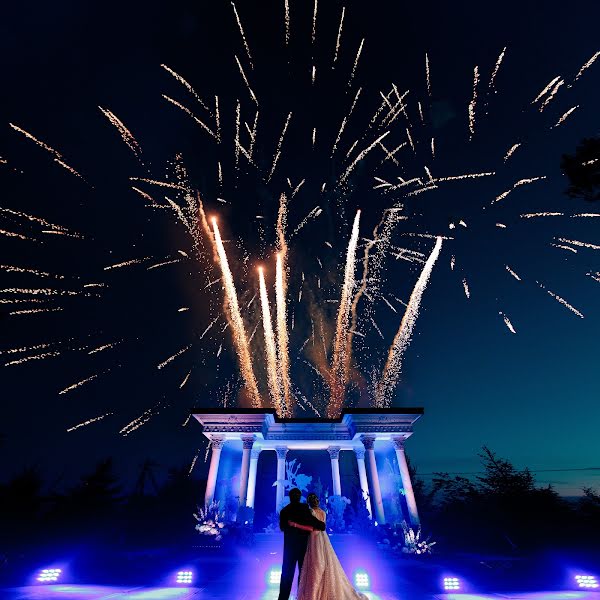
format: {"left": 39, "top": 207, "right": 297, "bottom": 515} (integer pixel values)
{"left": 194, "top": 500, "right": 227, "bottom": 540}
{"left": 273, "top": 459, "right": 312, "bottom": 495}
{"left": 327, "top": 495, "right": 351, "bottom": 533}
{"left": 401, "top": 521, "right": 436, "bottom": 555}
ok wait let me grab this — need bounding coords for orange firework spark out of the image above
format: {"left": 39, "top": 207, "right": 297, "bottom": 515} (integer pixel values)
{"left": 212, "top": 218, "right": 261, "bottom": 406}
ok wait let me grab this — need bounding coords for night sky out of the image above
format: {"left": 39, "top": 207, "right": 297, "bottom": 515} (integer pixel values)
{"left": 1, "top": 0, "right": 599, "bottom": 497}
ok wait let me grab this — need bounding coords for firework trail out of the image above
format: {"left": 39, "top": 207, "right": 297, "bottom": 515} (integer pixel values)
{"left": 572, "top": 213, "right": 600, "bottom": 218}
{"left": 284, "top": 0, "right": 290, "bottom": 45}
{"left": 88, "top": 341, "right": 121, "bottom": 354}
{"left": 231, "top": 2, "right": 253, "bottom": 69}
{"left": 572, "top": 50, "right": 600, "bottom": 85}
{"left": 180, "top": 370, "right": 192, "bottom": 388}
{"left": 312, "top": 65, "right": 316, "bottom": 85}
{"left": 538, "top": 283, "right": 584, "bottom": 318}
{"left": 331, "top": 87, "right": 362, "bottom": 156}
{"left": 329, "top": 210, "right": 361, "bottom": 418}
{"left": 212, "top": 218, "right": 261, "bottom": 406}
{"left": 587, "top": 271, "right": 600, "bottom": 283}
{"left": 188, "top": 448, "right": 201, "bottom": 475}
{"left": 9, "top": 123, "right": 85, "bottom": 180}
{"left": 532, "top": 76, "right": 561, "bottom": 104}
{"left": 157, "top": 344, "right": 192, "bottom": 369}
{"left": 505, "top": 265, "right": 522, "bottom": 281}
{"left": 59, "top": 373, "right": 99, "bottom": 395}
{"left": 249, "top": 110, "right": 259, "bottom": 157}
{"left": 539, "top": 79, "right": 564, "bottom": 111}
{"left": 0, "top": 207, "right": 69, "bottom": 232}
{"left": 375, "top": 237, "right": 443, "bottom": 407}
{"left": 462, "top": 278, "right": 471, "bottom": 298}
{"left": 258, "top": 266, "right": 284, "bottom": 414}
{"left": 0, "top": 229, "right": 34, "bottom": 241}
{"left": 234, "top": 100, "right": 241, "bottom": 169}
{"left": 425, "top": 53, "right": 432, "bottom": 97}
{"left": 552, "top": 243, "right": 577, "bottom": 253}
{"left": 499, "top": 312, "right": 517, "bottom": 333}
{"left": 161, "top": 64, "right": 213, "bottom": 115}
{"left": 339, "top": 130, "right": 390, "bottom": 185}
{"left": 503, "top": 143, "right": 521, "bottom": 161}
{"left": 130, "top": 177, "right": 187, "bottom": 190}
{"left": 234, "top": 56, "right": 258, "bottom": 105}
{"left": 468, "top": 66, "right": 480, "bottom": 139}
{"left": 275, "top": 196, "right": 292, "bottom": 415}
{"left": 552, "top": 106, "right": 579, "bottom": 128}
{"left": 67, "top": 412, "right": 113, "bottom": 433}
{"left": 162, "top": 95, "right": 217, "bottom": 139}
{"left": 312, "top": 0, "right": 318, "bottom": 44}
{"left": 147, "top": 258, "right": 182, "bottom": 270}
{"left": 267, "top": 112, "right": 292, "bottom": 182}
{"left": 488, "top": 47, "right": 507, "bottom": 93}
{"left": 0, "top": 265, "right": 65, "bottom": 279}
{"left": 104, "top": 257, "right": 152, "bottom": 271}
{"left": 347, "top": 38, "right": 365, "bottom": 87}
{"left": 556, "top": 237, "right": 600, "bottom": 250}
{"left": 492, "top": 176, "right": 546, "bottom": 205}
{"left": 98, "top": 107, "right": 142, "bottom": 160}
{"left": 521, "top": 212, "right": 564, "bottom": 219}
{"left": 4, "top": 351, "right": 61, "bottom": 367}
{"left": 333, "top": 6, "right": 345, "bottom": 65}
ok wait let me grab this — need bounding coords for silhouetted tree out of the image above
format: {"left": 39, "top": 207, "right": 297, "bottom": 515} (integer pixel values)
{"left": 561, "top": 137, "right": 600, "bottom": 201}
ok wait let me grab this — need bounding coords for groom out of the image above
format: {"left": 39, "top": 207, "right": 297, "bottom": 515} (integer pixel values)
{"left": 278, "top": 488, "right": 326, "bottom": 600}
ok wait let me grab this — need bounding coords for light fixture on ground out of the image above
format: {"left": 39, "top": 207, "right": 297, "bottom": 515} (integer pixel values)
{"left": 36, "top": 568, "right": 62, "bottom": 583}
{"left": 175, "top": 570, "right": 193, "bottom": 585}
{"left": 575, "top": 574, "right": 598, "bottom": 589}
{"left": 267, "top": 567, "right": 282, "bottom": 586}
{"left": 443, "top": 576, "right": 461, "bottom": 591}
{"left": 354, "top": 570, "right": 370, "bottom": 589}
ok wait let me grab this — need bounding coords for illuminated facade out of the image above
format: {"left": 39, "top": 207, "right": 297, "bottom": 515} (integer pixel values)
{"left": 192, "top": 408, "right": 423, "bottom": 526}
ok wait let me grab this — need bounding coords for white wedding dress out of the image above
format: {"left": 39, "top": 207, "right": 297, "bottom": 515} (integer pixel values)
{"left": 296, "top": 507, "right": 369, "bottom": 600}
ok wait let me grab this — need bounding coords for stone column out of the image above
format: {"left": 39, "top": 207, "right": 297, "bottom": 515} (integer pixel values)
{"left": 354, "top": 447, "right": 373, "bottom": 517}
{"left": 205, "top": 436, "right": 226, "bottom": 507}
{"left": 238, "top": 435, "right": 255, "bottom": 508}
{"left": 275, "top": 446, "right": 288, "bottom": 512}
{"left": 361, "top": 435, "right": 386, "bottom": 524}
{"left": 392, "top": 436, "right": 420, "bottom": 527}
{"left": 327, "top": 446, "right": 342, "bottom": 496}
{"left": 246, "top": 447, "right": 261, "bottom": 509}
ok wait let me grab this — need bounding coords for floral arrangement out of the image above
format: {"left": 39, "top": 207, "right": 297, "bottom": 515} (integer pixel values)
{"left": 327, "top": 495, "right": 351, "bottom": 533}
{"left": 193, "top": 501, "right": 227, "bottom": 541}
{"left": 401, "top": 520, "right": 436, "bottom": 555}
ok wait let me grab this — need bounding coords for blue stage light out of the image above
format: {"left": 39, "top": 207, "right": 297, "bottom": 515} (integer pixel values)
{"left": 267, "top": 567, "right": 282, "bottom": 586}
{"left": 175, "top": 570, "right": 193, "bottom": 585}
{"left": 443, "top": 576, "right": 461, "bottom": 591}
{"left": 575, "top": 574, "right": 599, "bottom": 589}
{"left": 354, "top": 570, "right": 370, "bottom": 589}
{"left": 36, "top": 567, "right": 62, "bottom": 583}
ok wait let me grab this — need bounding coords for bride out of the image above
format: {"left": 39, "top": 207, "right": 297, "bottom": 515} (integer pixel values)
{"left": 288, "top": 493, "right": 368, "bottom": 600}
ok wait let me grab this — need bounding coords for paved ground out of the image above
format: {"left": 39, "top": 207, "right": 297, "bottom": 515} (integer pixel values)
{"left": 1, "top": 585, "right": 600, "bottom": 599}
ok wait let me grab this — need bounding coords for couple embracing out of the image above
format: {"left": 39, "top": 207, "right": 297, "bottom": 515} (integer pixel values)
{"left": 278, "top": 488, "right": 368, "bottom": 600}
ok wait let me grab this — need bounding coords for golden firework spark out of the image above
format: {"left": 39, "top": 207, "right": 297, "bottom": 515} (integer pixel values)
{"left": 67, "top": 412, "right": 113, "bottom": 433}
{"left": 212, "top": 218, "right": 261, "bottom": 406}
{"left": 468, "top": 65, "right": 480, "bottom": 139}
{"left": 231, "top": 2, "right": 253, "bottom": 69}
{"left": 499, "top": 311, "right": 517, "bottom": 334}
{"left": 375, "top": 237, "right": 443, "bottom": 407}
{"left": 329, "top": 210, "right": 361, "bottom": 418}
{"left": 99, "top": 107, "right": 143, "bottom": 160}
{"left": 267, "top": 112, "right": 292, "bottom": 182}
{"left": 258, "top": 266, "right": 284, "bottom": 413}
{"left": 333, "top": 6, "right": 345, "bottom": 65}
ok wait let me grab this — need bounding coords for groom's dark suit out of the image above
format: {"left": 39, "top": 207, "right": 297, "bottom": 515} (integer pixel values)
{"left": 278, "top": 500, "right": 326, "bottom": 600}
